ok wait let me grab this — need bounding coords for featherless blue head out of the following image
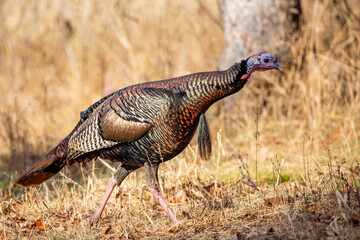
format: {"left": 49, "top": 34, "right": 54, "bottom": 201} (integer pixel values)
{"left": 241, "top": 52, "right": 283, "bottom": 80}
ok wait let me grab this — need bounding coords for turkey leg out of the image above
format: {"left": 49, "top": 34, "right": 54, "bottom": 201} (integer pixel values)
{"left": 90, "top": 164, "right": 136, "bottom": 225}
{"left": 144, "top": 161, "right": 179, "bottom": 224}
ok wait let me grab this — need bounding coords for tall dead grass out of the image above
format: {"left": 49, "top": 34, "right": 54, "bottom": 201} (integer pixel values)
{"left": 0, "top": 0, "right": 359, "bottom": 238}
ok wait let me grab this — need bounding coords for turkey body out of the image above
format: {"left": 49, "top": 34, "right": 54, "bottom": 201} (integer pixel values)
{"left": 54, "top": 64, "right": 247, "bottom": 172}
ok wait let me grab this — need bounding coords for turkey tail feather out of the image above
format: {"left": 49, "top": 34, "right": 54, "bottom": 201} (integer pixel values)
{"left": 15, "top": 141, "right": 68, "bottom": 187}
{"left": 198, "top": 114, "right": 212, "bottom": 160}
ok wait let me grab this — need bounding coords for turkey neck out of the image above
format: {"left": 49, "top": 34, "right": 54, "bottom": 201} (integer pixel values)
{"left": 148, "top": 60, "right": 248, "bottom": 113}
{"left": 181, "top": 60, "right": 248, "bottom": 112}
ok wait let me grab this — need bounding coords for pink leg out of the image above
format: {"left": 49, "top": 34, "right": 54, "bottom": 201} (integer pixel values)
{"left": 151, "top": 189, "right": 179, "bottom": 224}
{"left": 90, "top": 165, "right": 137, "bottom": 225}
{"left": 90, "top": 178, "right": 116, "bottom": 225}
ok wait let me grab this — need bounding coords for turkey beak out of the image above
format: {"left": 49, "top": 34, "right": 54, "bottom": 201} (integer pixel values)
{"left": 273, "top": 55, "right": 283, "bottom": 72}
{"left": 273, "top": 62, "right": 283, "bottom": 72}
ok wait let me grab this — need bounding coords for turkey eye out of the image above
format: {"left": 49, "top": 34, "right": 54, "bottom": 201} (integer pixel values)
{"left": 264, "top": 59, "right": 269, "bottom": 63}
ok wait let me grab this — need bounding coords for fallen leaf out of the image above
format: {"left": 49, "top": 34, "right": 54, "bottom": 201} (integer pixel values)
{"left": 265, "top": 197, "right": 283, "bottom": 207}
{"left": 15, "top": 216, "right": 26, "bottom": 222}
{"left": 101, "top": 225, "right": 111, "bottom": 235}
{"left": 182, "top": 210, "right": 190, "bottom": 218}
{"left": 18, "top": 218, "right": 45, "bottom": 232}
{"left": 31, "top": 218, "right": 45, "bottom": 231}
{"left": 203, "top": 183, "right": 215, "bottom": 193}
{"left": 168, "top": 228, "right": 182, "bottom": 234}
{"left": 238, "top": 212, "right": 255, "bottom": 220}
{"left": 157, "top": 227, "right": 182, "bottom": 234}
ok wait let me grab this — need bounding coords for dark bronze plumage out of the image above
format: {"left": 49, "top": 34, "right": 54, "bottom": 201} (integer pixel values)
{"left": 15, "top": 52, "right": 282, "bottom": 224}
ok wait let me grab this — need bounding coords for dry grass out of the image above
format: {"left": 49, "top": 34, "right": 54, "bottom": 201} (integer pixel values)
{"left": 0, "top": 0, "right": 360, "bottom": 239}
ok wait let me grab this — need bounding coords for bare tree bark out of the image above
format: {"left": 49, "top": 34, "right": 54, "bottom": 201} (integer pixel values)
{"left": 219, "top": 0, "right": 301, "bottom": 114}
{"left": 220, "top": 0, "right": 301, "bottom": 70}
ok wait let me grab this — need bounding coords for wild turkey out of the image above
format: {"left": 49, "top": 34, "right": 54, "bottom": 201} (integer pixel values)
{"left": 15, "top": 52, "right": 283, "bottom": 224}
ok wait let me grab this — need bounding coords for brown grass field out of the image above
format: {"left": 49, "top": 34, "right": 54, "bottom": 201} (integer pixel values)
{"left": 0, "top": 0, "right": 360, "bottom": 239}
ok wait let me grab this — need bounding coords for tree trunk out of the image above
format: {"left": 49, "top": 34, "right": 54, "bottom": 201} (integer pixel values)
{"left": 220, "top": 0, "right": 301, "bottom": 70}
{"left": 219, "top": 0, "right": 301, "bottom": 112}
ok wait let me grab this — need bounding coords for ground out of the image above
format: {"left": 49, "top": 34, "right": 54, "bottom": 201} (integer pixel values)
{"left": 0, "top": 0, "right": 360, "bottom": 239}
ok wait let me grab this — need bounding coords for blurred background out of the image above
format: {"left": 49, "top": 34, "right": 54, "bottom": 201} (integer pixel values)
{"left": 0, "top": 0, "right": 359, "bottom": 185}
